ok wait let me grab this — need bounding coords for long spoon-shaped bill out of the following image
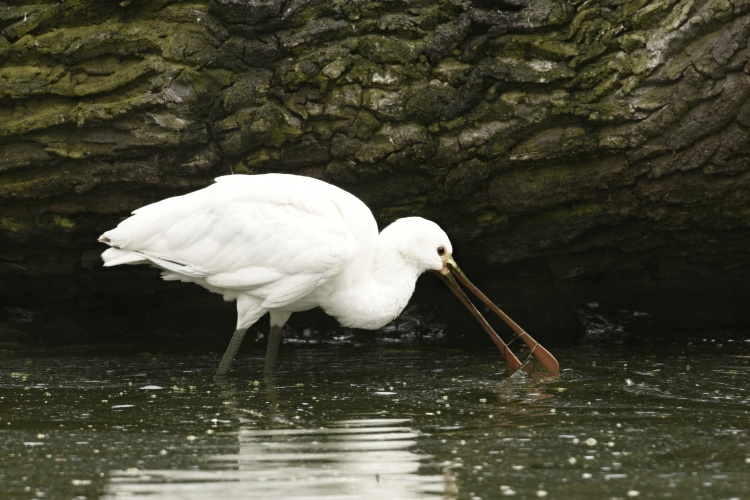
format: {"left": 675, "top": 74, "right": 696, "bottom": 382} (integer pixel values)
{"left": 447, "top": 262, "right": 560, "bottom": 374}
{"left": 434, "top": 269, "right": 524, "bottom": 373}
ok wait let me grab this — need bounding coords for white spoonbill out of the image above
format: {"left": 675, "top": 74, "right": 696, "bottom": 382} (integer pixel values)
{"left": 99, "top": 174, "right": 558, "bottom": 376}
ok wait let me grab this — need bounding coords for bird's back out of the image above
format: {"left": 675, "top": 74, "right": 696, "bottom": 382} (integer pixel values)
{"left": 100, "top": 174, "right": 379, "bottom": 308}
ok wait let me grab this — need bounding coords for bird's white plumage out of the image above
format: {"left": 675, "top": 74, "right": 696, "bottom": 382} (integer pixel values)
{"left": 101, "top": 173, "right": 563, "bottom": 377}
{"left": 100, "top": 174, "right": 452, "bottom": 333}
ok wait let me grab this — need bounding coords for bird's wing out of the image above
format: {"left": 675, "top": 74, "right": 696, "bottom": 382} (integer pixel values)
{"left": 100, "top": 174, "right": 377, "bottom": 309}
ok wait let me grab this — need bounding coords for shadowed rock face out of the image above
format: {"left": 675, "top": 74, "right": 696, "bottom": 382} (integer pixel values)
{"left": 2, "top": 0, "right": 750, "bottom": 346}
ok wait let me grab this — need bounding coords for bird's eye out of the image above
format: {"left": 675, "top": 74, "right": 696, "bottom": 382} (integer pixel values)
{"left": 437, "top": 245, "right": 446, "bottom": 256}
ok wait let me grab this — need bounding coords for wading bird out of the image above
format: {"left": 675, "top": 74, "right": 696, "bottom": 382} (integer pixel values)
{"left": 99, "top": 174, "right": 558, "bottom": 376}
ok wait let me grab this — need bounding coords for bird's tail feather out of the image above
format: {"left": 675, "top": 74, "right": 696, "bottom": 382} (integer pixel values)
{"left": 101, "top": 248, "right": 147, "bottom": 267}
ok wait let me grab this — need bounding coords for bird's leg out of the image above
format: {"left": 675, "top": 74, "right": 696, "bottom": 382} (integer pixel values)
{"left": 215, "top": 328, "right": 247, "bottom": 377}
{"left": 263, "top": 324, "right": 283, "bottom": 376}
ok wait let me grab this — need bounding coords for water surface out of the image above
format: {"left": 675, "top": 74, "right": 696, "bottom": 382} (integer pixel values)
{"left": 1, "top": 339, "right": 748, "bottom": 499}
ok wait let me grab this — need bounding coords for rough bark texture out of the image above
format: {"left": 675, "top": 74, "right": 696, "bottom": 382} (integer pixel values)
{"left": 2, "top": 0, "right": 750, "bottom": 346}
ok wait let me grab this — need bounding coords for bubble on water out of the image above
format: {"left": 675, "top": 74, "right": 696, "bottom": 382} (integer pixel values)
{"left": 536, "top": 490, "right": 548, "bottom": 497}
{"left": 605, "top": 474, "right": 627, "bottom": 480}
{"left": 627, "top": 490, "right": 640, "bottom": 497}
{"left": 500, "top": 485, "right": 516, "bottom": 496}
{"left": 586, "top": 438, "right": 597, "bottom": 446}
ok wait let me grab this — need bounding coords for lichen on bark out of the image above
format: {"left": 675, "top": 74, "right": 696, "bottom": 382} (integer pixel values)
{"left": 2, "top": 0, "right": 750, "bottom": 342}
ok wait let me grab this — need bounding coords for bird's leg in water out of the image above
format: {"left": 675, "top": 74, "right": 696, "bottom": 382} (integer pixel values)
{"left": 263, "top": 325, "right": 283, "bottom": 376}
{"left": 215, "top": 328, "right": 247, "bottom": 377}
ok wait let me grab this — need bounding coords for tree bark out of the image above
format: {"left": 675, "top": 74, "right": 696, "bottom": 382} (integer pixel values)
{"left": 2, "top": 0, "right": 750, "bottom": 344}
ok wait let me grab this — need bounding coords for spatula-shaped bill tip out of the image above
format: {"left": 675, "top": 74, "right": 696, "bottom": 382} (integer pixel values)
{"left": 434, "top": 257, "right": 560, "bottom": 375}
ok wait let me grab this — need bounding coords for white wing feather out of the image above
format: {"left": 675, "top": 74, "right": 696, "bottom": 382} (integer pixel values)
{"left": 100, "top": 174, "right": 377, "bottom": 309}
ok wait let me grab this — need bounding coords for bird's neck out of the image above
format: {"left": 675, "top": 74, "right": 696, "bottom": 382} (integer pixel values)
{"left": 321, "top": 239, "right": 422, "bottom": 330}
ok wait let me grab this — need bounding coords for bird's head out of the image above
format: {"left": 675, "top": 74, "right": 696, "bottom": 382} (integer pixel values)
{"left": 381, "top": 216, "right": 560, "bottom": 375}
{"left": 380, "top": 217, "right": 454, "bottom": 273}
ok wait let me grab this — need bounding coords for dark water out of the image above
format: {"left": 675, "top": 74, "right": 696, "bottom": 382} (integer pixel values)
{"left": 1, "top": 339, "right": 748, "bottom": 499}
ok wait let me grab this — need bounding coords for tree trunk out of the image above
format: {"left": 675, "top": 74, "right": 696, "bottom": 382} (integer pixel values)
{"left": 2, "top": 0, "right": 750, "bottom": 345}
